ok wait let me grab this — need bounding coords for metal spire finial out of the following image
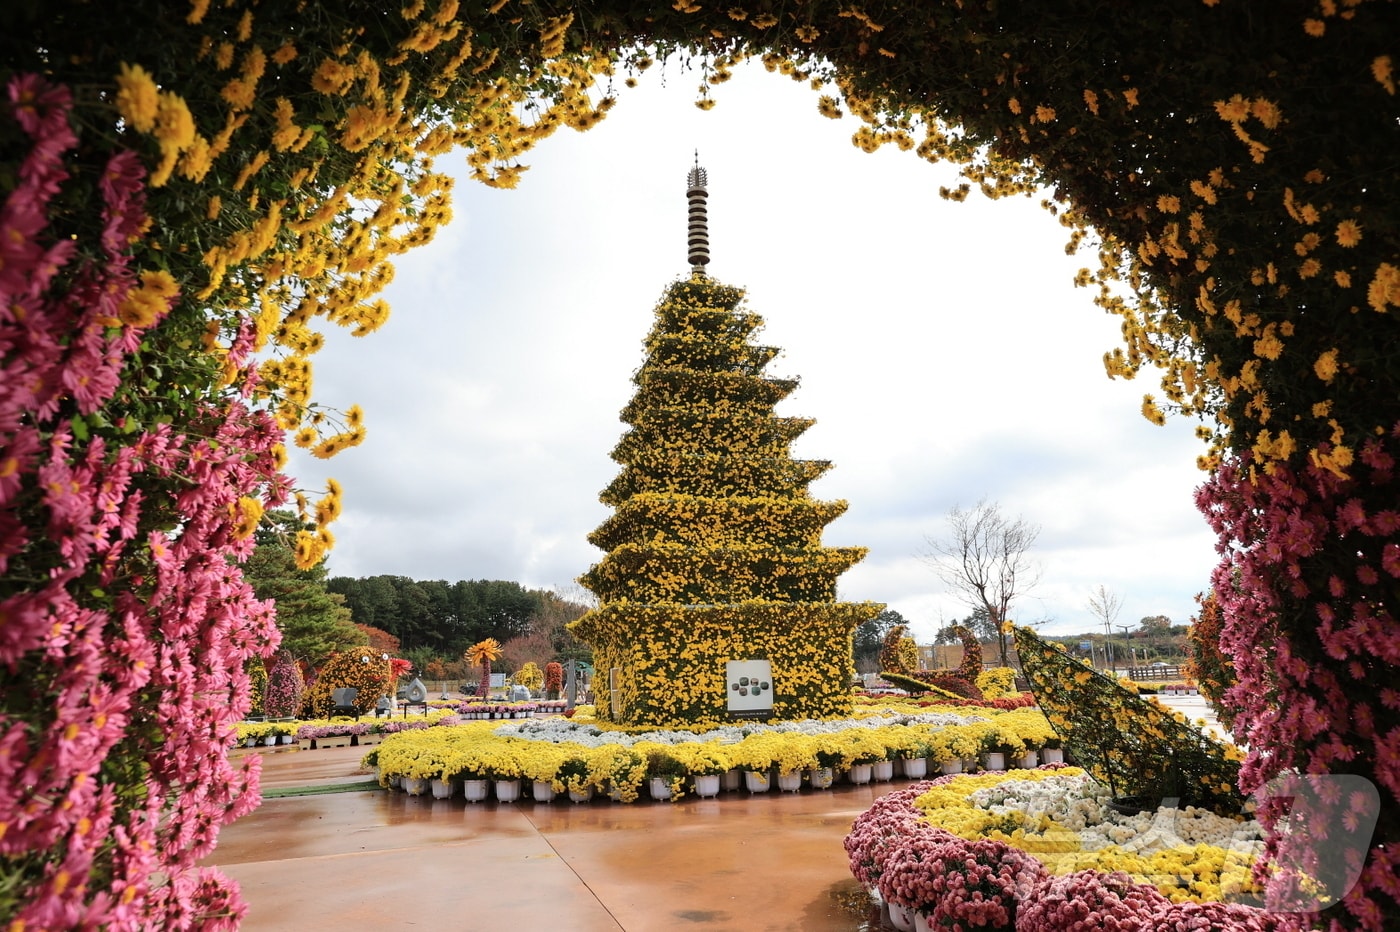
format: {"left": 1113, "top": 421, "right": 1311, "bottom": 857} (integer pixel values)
{"left": 686, "top": 155, "right": 710, "bottom": 274}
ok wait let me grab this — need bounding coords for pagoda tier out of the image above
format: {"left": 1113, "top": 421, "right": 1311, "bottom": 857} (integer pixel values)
{"left": 587, "top": 493, "right": 849, "bottom": 552}
{"left": 598, "top": 453, "right": 831, "bottom": 506}
{"left": 618, "top": 370, "right": 798, "bottom": 423}
{"left": 609, "top": 411, "right": 814, "bottom": 462}
{"left": 580, "top": 542, "right": 867, "bottom": 603}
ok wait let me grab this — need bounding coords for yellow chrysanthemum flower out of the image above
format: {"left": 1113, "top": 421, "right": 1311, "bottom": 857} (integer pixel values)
{"left": 115, "top": 63, "right": 159, "bottom": 132}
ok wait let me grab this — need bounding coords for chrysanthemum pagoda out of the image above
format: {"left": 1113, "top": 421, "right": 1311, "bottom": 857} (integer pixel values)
{"left": 570, "top": 163, "right": 881, "bottom": 726}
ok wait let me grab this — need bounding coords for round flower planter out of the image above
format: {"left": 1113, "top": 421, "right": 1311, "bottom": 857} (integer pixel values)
{"left": 721, "top": 768, "right": 742, "bottom": 792}
{"left": 899, "top": 756, "right": 928, "bottom": 780}
{"left": 914, "top": 910, "right": 935, "bottom": 932}
{"left": 888, "top": 901, "right": 916, "bottom": 932}
{"left": 848, "top": 763, "right": 873, "bottom": 785}
{"left": 648, "top": 777, "right": 675, "bottom": 801}
{"left": 692, "top": 774, "right": 721, "bottom": 798}
{"left": 402, "top": 777, "right": 429, "bottom": 796}
{"left": 940, "top": 759, "right": 964, "bottom": 775}
{"left": 777, "top": 771, "right": 803, "bottom": 793}
{"left": 463, "top": 779, "right": 490, "bottom": 803}
{"left": 807, "top": 767, "right": 835, "bottom": 789}
{"left": 872, "top": 760, "right": 895, "bottom": 782}
{"left": 568, "top": 786, "right": 594, "bottom": 804}
{"left": 494, "top": 779, "right": 521, "bottom": 803}
{"left": 1017, "top": 750, "right": 1039, "bottom": 769}
{"left": 981, "top": 752, "right": 1006, "bottom": 771}
{"left": 532, "top": 780, "right": 557, "bottom": 803}
{"left": 1042, "top": 747, "right": 1065, "bottom": 765}
{"left": 744, "top": 770, "right": 772, "bottom": 793}
{"left": 430, "top": 778, "right": 457, "bottom": 800}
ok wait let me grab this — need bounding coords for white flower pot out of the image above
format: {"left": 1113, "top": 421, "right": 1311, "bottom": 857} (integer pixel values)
{"left": 848, "top": 763, "right": 873, "bottom": 785}
{"left": 403, "top": 777, "right": 429, "bottom": 796}
{"left": 940, "top": 759, "right": 964, "bottom": 775}
{"left": 649, "top": 777, "right": 675, "bottom": 801}
{"left": 568, "top": 786, "right": 594, "bottom": 804}
{"left": 463, "top": 779, "right": 490, "bottom": 802}
{"left": 245, "top": 737, "right": 258, "bottom": 748}
{"left": 1017, "top": 750, "right": 1039, "bottom": 769}
{"left": 744, "top": 770, "right": 771, "bottom": 793}
{"left": 721, "top": 768, "right": 742, "bottom": 792}
{"left": 532, "top": 780, "right": 557, "bottom": 802}
{"left": 889, "top": 900, "right": 916, "bottom": 932}
{"left": 981, "top": 752, "right": 1006, "bottom": 771}
{"left": 807, "top": 767, "right": 834, "bottom": 789}
{"left": 872, "top": 760, "right": 895, "bottom": 782}
{"left": 263, "top": 736, "right": 277, "bottom": 746}
{"left": 494, "top": 779, "right": 521, "bottom": 803}
{"left": 1042, "top": 748, "right": 1065, "bottom": 765}
{"left": 279, "top": 734, "right": 293, "bottom": 745}
{"left": 914, "top": 909, "right": 935, "bottom": 932}
{"left": 430, "top": 778, "right": 457, "bottom": 799}
{"left": 777, "top": 771, "right": 803, "bottom": 792}
{"left": 693, "top": 774, "right": 721, "bottom": 798}
{"left": 900, "top": 757, "right": 928, "bottom": 780}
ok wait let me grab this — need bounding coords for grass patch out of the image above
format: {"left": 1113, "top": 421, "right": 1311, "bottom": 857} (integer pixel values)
{"left": 261, "top": 780, "right": 383, "bottom": 798}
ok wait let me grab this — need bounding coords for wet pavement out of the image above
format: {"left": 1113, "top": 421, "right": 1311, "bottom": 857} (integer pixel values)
{"left": 209, "top": 698, "right": 1229, "bottom": 930}
{"left": 207, "top": 744, "right": 896, "bottom": 931}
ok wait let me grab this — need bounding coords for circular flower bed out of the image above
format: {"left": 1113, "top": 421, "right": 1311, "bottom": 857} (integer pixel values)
{"left": 846, "top": 769, "right": 1281, "bottom": 929}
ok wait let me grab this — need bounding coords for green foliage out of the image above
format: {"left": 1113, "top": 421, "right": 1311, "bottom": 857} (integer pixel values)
{"left": 327, "top": 575, "right": 544, "bottom": 658}
{"left": 245, "top": 518, "right": 366, "bottom": 669}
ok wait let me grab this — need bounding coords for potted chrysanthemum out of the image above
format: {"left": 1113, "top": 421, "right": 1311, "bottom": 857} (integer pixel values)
{"left": 642, "top": 747, "right": 687, "bottom": 801}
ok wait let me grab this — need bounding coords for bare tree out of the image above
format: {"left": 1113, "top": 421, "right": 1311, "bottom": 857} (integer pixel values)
{"left": 1087, "top": 584, "right": 1124, "bottom": 673}
{"left": 922, "top": 499, "right": 1041, "bottom": 667}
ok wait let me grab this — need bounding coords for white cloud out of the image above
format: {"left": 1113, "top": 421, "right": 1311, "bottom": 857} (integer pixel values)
{"left": 287, "top": 58, "right": 1218, "bottom": 644}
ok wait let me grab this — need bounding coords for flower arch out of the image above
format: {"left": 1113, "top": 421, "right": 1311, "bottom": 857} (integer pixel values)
{"left": 2, "top": 1, "right": 1399, "bottom": 928}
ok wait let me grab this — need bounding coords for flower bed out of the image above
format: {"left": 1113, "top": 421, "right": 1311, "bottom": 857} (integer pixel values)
{"left": 367, "top": 704, "right": 1063, "bottom": 801}
{"left": 846, "top": 769, "right": 1280, "bottom": 930}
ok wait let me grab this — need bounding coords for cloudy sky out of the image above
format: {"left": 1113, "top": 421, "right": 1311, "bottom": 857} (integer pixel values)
{"left": 287, "top": 58, "right": 1221, "bottom": 642}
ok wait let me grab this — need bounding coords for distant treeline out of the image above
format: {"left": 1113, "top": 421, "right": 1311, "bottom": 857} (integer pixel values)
{"left": 326, "top": 576, "right": 553, "bottom": 659}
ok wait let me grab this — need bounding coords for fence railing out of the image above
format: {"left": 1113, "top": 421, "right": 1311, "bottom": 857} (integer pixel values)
{"left": 1125, "top": 665, "right": 1183, "bottom": 681}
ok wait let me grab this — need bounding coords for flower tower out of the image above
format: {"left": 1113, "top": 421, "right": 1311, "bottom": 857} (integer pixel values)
{"left": 571, "top": 164, "right": 881, "bottom": 726}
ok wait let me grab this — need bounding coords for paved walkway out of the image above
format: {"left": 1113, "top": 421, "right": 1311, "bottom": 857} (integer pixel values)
{"left": 207, "top": 744, "right": 894, "bottom": 931}
{"left": 208, "top": 697, "right": 1230, "bottom": 930}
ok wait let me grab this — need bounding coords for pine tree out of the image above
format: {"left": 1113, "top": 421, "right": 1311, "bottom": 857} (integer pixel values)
{"left": 244, "top": 511, "right": 366, "bottom": 668}
{"left": 573, "top": 274, "right": 881, "bottom": 725}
